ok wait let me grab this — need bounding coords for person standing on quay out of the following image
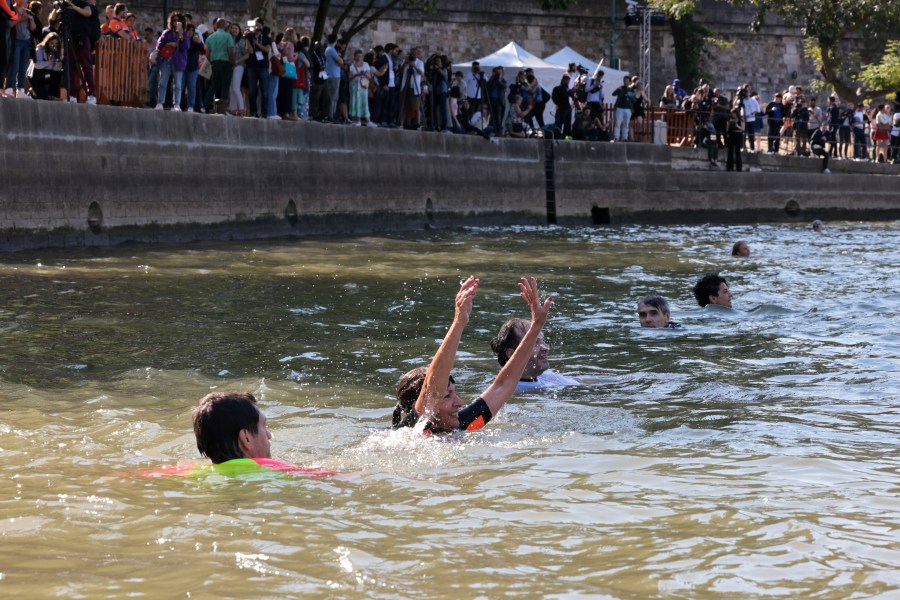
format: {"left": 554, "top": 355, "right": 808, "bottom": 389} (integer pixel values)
{"left": 203, "top": 18, "right": 234, "bottom": 114}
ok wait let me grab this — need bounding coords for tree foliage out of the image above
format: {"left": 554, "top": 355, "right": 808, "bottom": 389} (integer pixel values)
{"left": 740, "top": 0, "right": 900, "bottom": 99}
{"left": 859, "top": 41, "right": 900, "bottom": 94}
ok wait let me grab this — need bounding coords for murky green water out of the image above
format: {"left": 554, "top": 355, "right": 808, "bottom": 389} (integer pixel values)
{"left": 1, "top": 224, "right": 898, "bottom": 598}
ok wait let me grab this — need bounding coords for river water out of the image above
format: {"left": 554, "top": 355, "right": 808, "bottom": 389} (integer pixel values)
{"left": 1, "top": 223, "right": 898, "bottom": 598}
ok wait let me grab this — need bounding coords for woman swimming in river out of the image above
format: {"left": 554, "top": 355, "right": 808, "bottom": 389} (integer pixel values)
{"left": 392, "top": 276, "right": 553, "bottom": 434}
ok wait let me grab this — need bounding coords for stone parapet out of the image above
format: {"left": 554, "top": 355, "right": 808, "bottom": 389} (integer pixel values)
{"left": 1, "top": 99, "right": 898, "bottom": 251}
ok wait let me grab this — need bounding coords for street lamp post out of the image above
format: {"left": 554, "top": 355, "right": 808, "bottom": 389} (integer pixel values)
{"left": 609, "top": 0, "right": 616, "bottom": 68}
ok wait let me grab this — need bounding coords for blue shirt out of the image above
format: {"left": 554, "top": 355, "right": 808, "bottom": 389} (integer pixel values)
{"left": 325, "top": 45, "right": 342, "bottom": 79}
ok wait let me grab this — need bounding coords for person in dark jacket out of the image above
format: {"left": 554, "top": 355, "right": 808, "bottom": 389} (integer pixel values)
{"left": 551, "top": 74, "right": 572, "bottom": 137}
{"left": 809, "top": 122, "right": 831, "bottom": 173}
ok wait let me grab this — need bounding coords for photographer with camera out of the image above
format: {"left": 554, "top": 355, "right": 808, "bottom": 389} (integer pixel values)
{"left": 429, "top": 54, "right": 450, "bottom": 132}
{"left": 28, "top": 30, "right": 63, "bottom": 99}
{"left": 398, "top": 47, "right": 423, "bottom": 129}
{"left": 60, "top": 0, "right": 99, "bottom": 104}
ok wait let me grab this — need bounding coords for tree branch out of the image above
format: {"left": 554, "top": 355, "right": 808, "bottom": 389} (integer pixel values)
{"left": 331, "top": 0, "right": 358, "bottom": 37}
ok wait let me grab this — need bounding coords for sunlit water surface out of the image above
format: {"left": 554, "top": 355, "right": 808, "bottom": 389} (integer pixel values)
{"left": 0, "top": 224, "right": 898, "bottom": 598}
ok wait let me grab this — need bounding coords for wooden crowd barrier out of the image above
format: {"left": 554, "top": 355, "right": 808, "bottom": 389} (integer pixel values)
{"left": 94, "top": 37, "right": 148, "bottom": 107}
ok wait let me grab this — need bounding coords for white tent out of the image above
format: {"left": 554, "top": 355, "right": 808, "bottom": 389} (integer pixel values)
{"left": 544, "top": 46, "right": 599, "bottom": 74}
{"left": 544, "top": 46, "right": 630, "bottom": 105}
{"left": 456, "top": 42, "right": 567, "bottom": 128}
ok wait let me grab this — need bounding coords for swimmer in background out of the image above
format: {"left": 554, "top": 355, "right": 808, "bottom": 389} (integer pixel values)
{"left": 693, "top": 273, "right": 734, "bottom": 308}
{"left": 812, "top": 219, "right": 825, "bottom": 233}
{"left": 732, "top": 240, "right": 751, "bottom": 257}
{"left": 490, "top": 317, "right": 579, "bottom": 391}
{"left": 637, "top": 295, "right": 681, "bottom": 328}
{"left": 392, "top": 276, "right": 553, "bottom": 433}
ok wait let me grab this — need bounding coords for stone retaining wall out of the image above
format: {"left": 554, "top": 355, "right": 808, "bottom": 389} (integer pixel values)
{"left": 1, "top": 100, "right": 898, "bottom": 251}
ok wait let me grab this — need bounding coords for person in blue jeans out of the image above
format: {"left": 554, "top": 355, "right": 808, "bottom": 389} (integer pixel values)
{"left": 5, "top": 2, "right": 37, "bottom": 98}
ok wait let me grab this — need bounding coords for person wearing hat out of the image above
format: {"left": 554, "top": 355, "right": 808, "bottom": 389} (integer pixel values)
{"left": 672, "top": 78, "right": 686, "bottom": 99}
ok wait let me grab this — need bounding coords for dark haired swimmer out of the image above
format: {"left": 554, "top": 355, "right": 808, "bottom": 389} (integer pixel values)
{"left": 693, "top": 273, "right": 733, "bottom": 308}
{"left": 393, "top": 276, "right": 553, "bottom": 433}
{"left": 186, "top": 391, "right": 334, "bottom": 476}
{"left": 490, "top": 318, "right": 578, "bottom": 391}
{"left": 637, "top": 295, "right": 681, "bottom": 328}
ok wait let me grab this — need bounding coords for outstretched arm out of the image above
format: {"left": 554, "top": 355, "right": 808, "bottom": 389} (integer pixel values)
{"left": 414, "top": 276, "right": 479, "bottom": 420}
{"left": 480, "top": 277, "right": 553, "bottom": 415}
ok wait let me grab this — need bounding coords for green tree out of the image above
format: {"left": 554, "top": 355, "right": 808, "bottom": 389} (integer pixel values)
{"left": 741, "top": 0, "right": 900, "bottom": 99}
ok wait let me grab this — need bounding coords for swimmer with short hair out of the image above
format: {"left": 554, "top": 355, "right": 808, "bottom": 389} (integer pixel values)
{"left": 637, "top": 295, "right": 681, "bottom": 328}
{"left": 393, "top": 276, "right": 553, "bottom": 433}
{"left": 812, "top": 219, "right": 824, "bottom": 232}
{"left": 731, "top": 240, "right": 751, "bottom": 257}
{"left": 693, "top": 273, "right": 733, "bottom": 308}
{"left": 194, "top": 392, "right": 272, "bottom": 463}
{"left": 490, "top": 318, "right": 578, "bottom": 390}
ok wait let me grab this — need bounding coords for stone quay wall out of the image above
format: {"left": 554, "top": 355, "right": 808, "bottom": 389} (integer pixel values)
{"left": 2, "top": 99, "right": 898, "bottom": 251}
{"left": 128, "top": 0, "right": 819, "bottom": 102}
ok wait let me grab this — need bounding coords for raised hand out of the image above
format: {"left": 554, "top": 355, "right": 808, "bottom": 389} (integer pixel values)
{"left": 517, "top": 276, "right": 552, "bottom": 329}
{"left": 455, "top": 275, "right": 479, "bottom": 326}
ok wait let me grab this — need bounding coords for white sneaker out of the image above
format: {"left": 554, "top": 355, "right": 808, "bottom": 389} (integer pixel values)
{"left": 172, "top": 106, "right": 181, "bottom": 112}
{"left": 154, "top": 103, "right": 164, "bottom": 110}
{"left": 16, "top": 88, "right": 30, "bottom": 99}
{"left": 3, "top": 88, "right": 12, "bottom": 97}
{"left": 86, "top": 95, "right": 97, "bottom": 105}
{"left": 186, "top": 107, "right": 194, "bottom": 113}
{"left": 267, "top": 115, "right": 282, "bottom": 120}
{"left": 823, "top": 168, "right": 831, "bottom": 174}
{"left": 366, "top": 121, "right": 378, "bottom": 128}
{"left": 69, "top": 96, "right": 78, "bottom": 103}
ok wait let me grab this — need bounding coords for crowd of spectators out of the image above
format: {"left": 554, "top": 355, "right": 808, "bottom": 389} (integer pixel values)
{"left": 3, "top": 5, "right": 899, "bottom": 169}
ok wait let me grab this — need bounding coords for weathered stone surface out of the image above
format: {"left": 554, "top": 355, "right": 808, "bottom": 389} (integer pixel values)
{"left": 2, "top": 99, "right": 898, "bottom": 251}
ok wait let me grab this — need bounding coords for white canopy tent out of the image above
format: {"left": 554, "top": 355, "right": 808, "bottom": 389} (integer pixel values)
{"left": 543, "top": 46, "right": 630, "bottom": 104}
{"left": 456, "top": 42, "right": 568, "bottom": 127}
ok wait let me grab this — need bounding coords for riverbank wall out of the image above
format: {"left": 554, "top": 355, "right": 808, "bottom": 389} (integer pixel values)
{"left": 2, "top": 100, "right": 898, "bottom": 251}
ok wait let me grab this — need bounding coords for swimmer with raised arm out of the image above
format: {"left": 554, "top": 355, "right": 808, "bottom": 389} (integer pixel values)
{"left": 490, "top": 318, "right": 579, "bottom": 391}
{"left": 392, "top": 276, "right": 553, "bottom": 433}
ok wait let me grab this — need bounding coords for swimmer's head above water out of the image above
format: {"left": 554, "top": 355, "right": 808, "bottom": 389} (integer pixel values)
{"left": 193, "top": 391, "right": 272, "bottom": 464}
{"left": 693, "top": 273, "right": 733, "bottom": 308}
{"left": 812, "top": 220, "right": 824, "bottom": 232}
{"left": 637, "top": 295, "right": 671, "bottom": 327}
{"left": 732, "top": 240, "right": 751, "bottom": 257}
{"left": 394, "top": 367, "right": 463, "bottom": 431}
{"left": 490, "top": 317, "right": 550, "bottom": 380}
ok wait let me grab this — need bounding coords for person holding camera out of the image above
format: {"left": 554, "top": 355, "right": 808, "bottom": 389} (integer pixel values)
{"left": 27, "top": 30, "right": 63, "bottom": 99}
{"left": 62, "top": 0, "right": 99, "bottom": 104}
{"left": 153, "top": 12, "right": 189, "bottom": 110}
{"left": 398, "top": 47, "right": 423, "bottom": 129}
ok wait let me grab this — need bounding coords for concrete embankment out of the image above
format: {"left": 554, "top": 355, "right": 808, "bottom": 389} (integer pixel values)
{"left": 1, "top": 100, "right": 898, "bottom": 250}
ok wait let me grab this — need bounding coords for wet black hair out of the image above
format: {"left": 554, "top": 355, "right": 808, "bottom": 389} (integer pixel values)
{"left": 193, "top": 392, "right": 260, "bottom": 464}
{"left": 693, "top": 273, "right": 728, "bottom": 307}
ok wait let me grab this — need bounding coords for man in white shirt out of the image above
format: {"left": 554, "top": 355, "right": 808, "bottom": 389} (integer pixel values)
{"left": 490, "top": 318, "right": 579, "bottom": 392}
{"left": 465, "top": 61, "right": 486, "bottom": 117}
